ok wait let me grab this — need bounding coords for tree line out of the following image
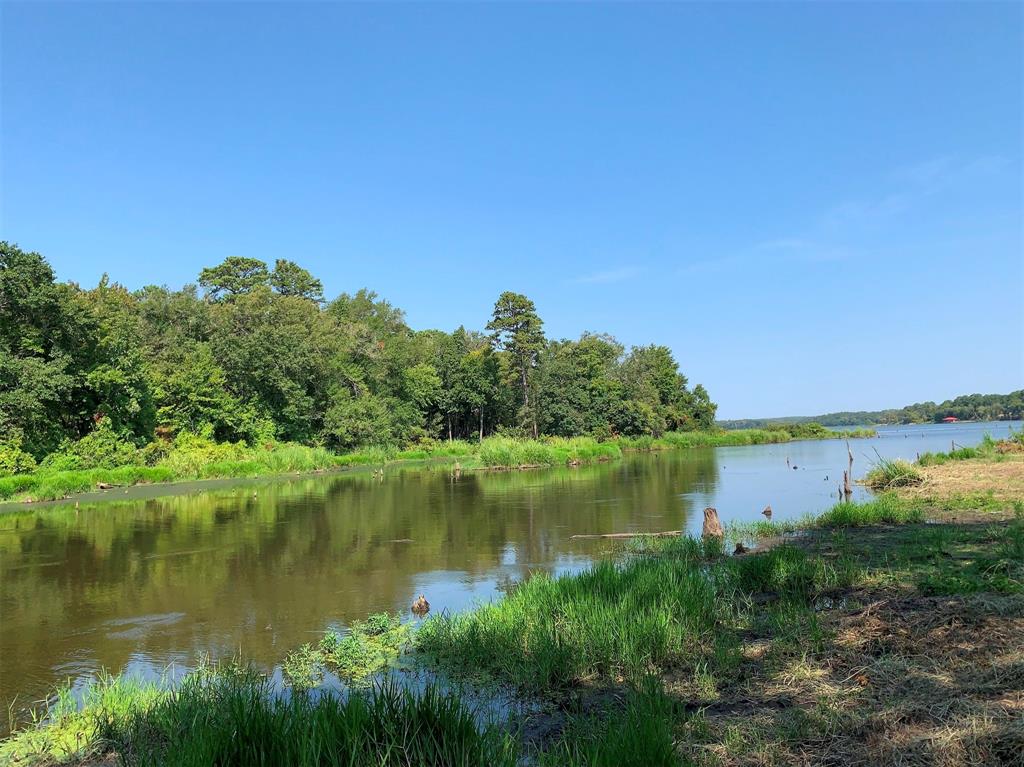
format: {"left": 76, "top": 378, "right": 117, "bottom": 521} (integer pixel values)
{"left": 719, "top": 390, "right": 1024, "bottom": 430}
{"left": 0, "top": 243, "right": 717, "bottom": 467}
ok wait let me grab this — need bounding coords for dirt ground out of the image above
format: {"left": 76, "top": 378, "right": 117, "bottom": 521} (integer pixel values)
{"left": 902, "top": 454, "right": 1024, "bottom": 504}
{"left": 672, "top": 587, "right": 1024, "bottom": 766}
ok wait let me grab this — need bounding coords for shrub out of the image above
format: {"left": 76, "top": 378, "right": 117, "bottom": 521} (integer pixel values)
{"left": 0, "top": 437, "right": 36, "bottom": 476}
{"left": 40, "top": 418, "right": 139, "bottom": 471}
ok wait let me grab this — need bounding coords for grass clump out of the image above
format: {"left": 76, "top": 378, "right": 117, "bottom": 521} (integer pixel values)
{"left": 864, "top": 455, "right": 924, "bottom": 490}
{"left": 416, "top": 537, "right": 850, "bottom": 693}
{"left": 917, "top": 433, "right": 1024, "bottom": 466}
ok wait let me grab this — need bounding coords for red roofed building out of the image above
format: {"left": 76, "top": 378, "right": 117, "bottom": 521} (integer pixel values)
{"left": 942, "top": 416, "right": 959, "bottom": 423}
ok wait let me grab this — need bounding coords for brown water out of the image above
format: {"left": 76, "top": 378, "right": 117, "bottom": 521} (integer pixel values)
{"left": 1, "top": 421, "right": 1018, "bottom": 721}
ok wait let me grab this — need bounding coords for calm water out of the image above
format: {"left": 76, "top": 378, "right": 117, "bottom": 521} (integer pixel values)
{"left": 0, "top": 421, "right": 1018, "bottom": 720}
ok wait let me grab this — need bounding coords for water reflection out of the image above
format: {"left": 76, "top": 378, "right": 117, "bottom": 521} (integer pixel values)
{"left": 0, "top": 452, "right": 717, "bottom": 713}
{"left": 1, "top": 420, "right": 1018, "bottom": 719}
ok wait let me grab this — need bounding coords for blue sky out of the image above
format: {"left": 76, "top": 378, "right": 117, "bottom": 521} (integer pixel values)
{"left": 2, "top": 3, "right": 1021, "bottom": 419}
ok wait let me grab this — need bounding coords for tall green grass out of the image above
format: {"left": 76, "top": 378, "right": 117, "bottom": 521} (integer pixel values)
{"left": 727, "top": 493, "right": 928, "bottom": 538}
{"left": 618, "top": 425, "right": 873, "bottom": 452}
{"left": 863, "top": 455, "right": 924, "bottom": 490}
{"left": 0, "top": 672, "right": 165, "bottom": 765}
{"left": 102, "top": 668, "right": 518, "bottom": 767}
{"left": 2, "top": 664, "right": 519, "bottom": 767}
{"left": 1, "top": 424, "right": 874, "bottom": 503}
{"left": 475, "top": 436, "right": 621, "bottom": 469}
{"left": 916, "top": 434, "right": 1013, "bottom": 466}
{"left": 416, "top": 536, "right": 720, "bottom": 690}
{"left": 0, "top": 442, "right": 342, "bottom": 503}
{"left": 415, "top": 535, "right": 852, "bottom": 693}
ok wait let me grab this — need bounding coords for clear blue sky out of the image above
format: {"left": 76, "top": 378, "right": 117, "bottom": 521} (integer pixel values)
{"left": 2, "top": 2, "right": 1021, "bottom": 419}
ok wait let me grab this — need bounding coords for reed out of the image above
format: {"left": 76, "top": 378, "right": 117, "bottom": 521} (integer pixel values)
{"left": 102, "top": 668, "right": 518, "bottom": 767}
{"left": 863, "top": 456, "right": 924, "bottom": 490}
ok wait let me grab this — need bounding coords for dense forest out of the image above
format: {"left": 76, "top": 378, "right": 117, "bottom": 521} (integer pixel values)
{"left": 0, "top": 242, "right": 717, "bottom": 473}
{"left": 720, "top": 390, "right": 1024, "bottom": 430}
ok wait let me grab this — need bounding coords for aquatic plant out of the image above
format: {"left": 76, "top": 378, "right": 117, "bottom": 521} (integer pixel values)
{"left": 281, "top": 643, "right": 323, "bottom": 690}
{"left": 281, "top": 613, "right": 409, "bottom": 691}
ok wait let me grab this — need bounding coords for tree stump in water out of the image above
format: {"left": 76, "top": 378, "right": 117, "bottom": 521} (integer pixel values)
{"left": 702, "top": 507, "right": 724, "bottom": 542}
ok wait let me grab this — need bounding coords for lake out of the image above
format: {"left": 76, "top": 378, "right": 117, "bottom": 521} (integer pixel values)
{"left": 1, "top": 420, "right": 1018, "bottom": 722}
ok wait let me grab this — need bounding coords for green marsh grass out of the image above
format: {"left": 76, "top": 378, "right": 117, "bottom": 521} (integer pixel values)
{"left": 863, "top": 455, "right": 924, "bottom": 490}
{"left": 0, "top": 672, "right": 165, "bottom": 765}
{"left": 415, "top": 535, "right": 853, "bottom": 693}
{"left": 101, "top": 667, "right": 518, "bottom": 767}
{"left": 475, "top": 436, "right": 621, "bottom": 469}
{"left": 726, "top": 493, "right": 927, "bottom": 540}
{"left": 1, "top": 425, "right": 874, "bottom": 503}
{"left": 0, "top": 441, "right": 342, "bottom": 503}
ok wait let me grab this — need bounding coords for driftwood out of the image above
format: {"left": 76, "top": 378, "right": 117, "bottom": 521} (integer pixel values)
{"left": 571, "top": 530, "right": 681, "bottom": 540}
{"left": 702, "top": 507, "right": 724, "bottom": 541}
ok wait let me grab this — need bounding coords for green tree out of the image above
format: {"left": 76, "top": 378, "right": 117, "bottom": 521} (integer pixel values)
{"left": 154, "top": 343, "right": 262, "bottom": 441}
{"left": 209, "top": 289, "right": 338, "bottom": 441}
{"left": 198, "top": 257, "right": 269, "bottom": 299}
{"left": 487, "top": 292, "right": 545, "bottom": 438}
{"left": 535, "top": 334, "right": 625, "bottom": 437}
{"left": 323, "top": 392, "right": 394, "bottom": 450}
{"left": 78, "top": 276, "right": 156, "bottom": 440}
{"left": 0, "top": 242, "right": 93, "bottom": 456}
{"left": 456, "top": 347, "right": 501, "bottom": 441}
{"left": 270, "top": 259, "right": 324, "bottom": 302}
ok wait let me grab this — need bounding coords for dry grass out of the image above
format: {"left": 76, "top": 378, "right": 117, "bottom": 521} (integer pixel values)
{"left": 900, "top": 454, "right": 1024, "bottom": 503}
{"left": 674, "top": 592, "right": 1024, "bottom": 767}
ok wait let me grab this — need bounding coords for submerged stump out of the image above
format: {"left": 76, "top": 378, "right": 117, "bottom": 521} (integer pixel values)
{"left": 702, "top": 507, "right": 724, "bottom": 542}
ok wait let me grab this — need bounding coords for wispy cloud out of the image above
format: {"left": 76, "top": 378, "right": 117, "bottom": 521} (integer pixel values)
{"left": 573, "top": 266, "right": 643, "bottom": 284}
{"left": 679, "top": 154, "right": 1011, "bottom": 276}
{"left": 824, "top": 154, "right": 1009, "bottom": 227}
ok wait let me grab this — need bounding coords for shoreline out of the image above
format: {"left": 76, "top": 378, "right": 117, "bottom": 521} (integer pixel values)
{"left": 0, "top": 427, "right": 874, "bottom": 509}
{"left": 2, "top": 447, "right": 1020, "bottom": 765}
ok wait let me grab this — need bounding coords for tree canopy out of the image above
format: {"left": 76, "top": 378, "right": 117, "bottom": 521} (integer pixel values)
{"left": 0, "top": 242, "right": 720, "bottom": 465}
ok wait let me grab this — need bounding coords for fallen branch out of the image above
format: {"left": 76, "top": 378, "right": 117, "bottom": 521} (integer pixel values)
{"left": 570, "top": 530, "right": 681, "bottom": 540}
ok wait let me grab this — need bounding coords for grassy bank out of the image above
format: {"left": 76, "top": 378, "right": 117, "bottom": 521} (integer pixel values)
{"left": 0, "top": 440, "right": 344, "bottom": 504}
{"left": 863, "top": 430, "right": 1023, "bottom": 491}
{"left": 0, "top": 664, "right": 520, "bottom": 767}
{"left": 4, "top": 470, "right": 1021, "bottom": 765}
{"left": 0, "top": 425, "right": 871, "bottom": 504}
{"left": 415, "top": 484, "right": 1022, "bottom": 765}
